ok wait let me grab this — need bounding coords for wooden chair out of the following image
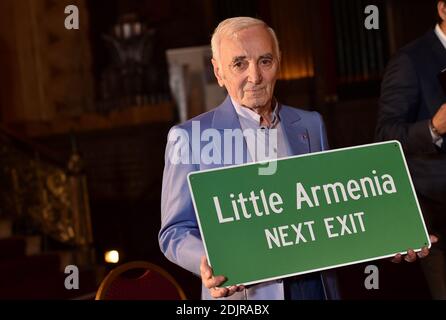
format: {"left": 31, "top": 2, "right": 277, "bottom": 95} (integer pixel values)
{"left": 95, "top": 261, "right": 186, "bottom": 300}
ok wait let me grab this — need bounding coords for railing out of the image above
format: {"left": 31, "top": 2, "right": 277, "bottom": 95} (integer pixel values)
{"left": 0, "top": 125, "right": 93, "bottom": 247}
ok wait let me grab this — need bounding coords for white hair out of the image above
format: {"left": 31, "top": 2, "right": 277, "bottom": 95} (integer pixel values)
{"left": 211, "top": 17, "right": 281, "bottom": 63}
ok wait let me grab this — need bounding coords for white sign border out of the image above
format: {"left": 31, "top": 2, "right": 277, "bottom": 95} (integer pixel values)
{"left": 187, "top": 140, "right": 431, "bottom": 287}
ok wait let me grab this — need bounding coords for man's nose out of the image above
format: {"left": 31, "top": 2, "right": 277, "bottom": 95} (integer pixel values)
{"left": 247, "top": 63, "right": 262, "bottom": 84}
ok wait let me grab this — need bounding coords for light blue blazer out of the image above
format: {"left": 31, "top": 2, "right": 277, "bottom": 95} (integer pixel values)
{"left": 159, "top": 96, "right": 341, "bottom": 300}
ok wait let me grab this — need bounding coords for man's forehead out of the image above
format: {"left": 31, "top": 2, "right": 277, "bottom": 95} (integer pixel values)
{"left": 227, "top": 27, "right": 272, "bottom": 44}
{"left": 220, "top": 27, "right": 275, "bottom": 59}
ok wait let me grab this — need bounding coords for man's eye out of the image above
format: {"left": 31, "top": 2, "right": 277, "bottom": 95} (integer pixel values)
{"left": 260, "top": 59, "right": 272, "bottom": 66}
{"left": 233, "top": 61, "right": 247, "bottom": 70}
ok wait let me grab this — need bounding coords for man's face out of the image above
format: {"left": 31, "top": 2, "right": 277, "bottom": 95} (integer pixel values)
{"left": 212, "top": 25, "right": 280, "bottom": 111}
{"left": 439, "top": 1, "right": 446, "bottom": 25}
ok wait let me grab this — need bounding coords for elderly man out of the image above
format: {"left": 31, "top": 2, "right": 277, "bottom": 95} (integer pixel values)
{"left": 160, "top": 17, "right": 429, "bottom": 300}
{"left": 159, "top": 16, "right": 338, "bottom": 300}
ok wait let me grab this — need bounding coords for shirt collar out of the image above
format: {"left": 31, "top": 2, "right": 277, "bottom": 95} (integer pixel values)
{"left": 435, "top": 24, "right": 446, "bottom": 50}
{"left": 230, "top": 97, "right": 280, "bottom": 128}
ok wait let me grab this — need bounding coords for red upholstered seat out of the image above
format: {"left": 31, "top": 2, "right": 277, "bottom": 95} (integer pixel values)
{"left": 95, "top": 261, "right": 186, "bottom": 300}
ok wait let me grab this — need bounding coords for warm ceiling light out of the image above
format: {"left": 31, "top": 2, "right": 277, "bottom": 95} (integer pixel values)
{"left": 104, "top": 250, "right": 119, "bottom": 264}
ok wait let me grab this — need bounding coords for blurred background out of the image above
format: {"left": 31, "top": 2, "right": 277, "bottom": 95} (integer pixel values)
{"left": 0, "top": 0, "right": 439, "bottom": 299}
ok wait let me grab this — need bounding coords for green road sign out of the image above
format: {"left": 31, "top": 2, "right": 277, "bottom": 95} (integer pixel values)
{"left": 187, "top": 141, "right": 430, "bottom": 286}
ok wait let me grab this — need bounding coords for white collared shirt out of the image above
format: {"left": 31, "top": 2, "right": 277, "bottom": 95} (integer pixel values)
{"left": 435, "top": 24, "right": 446, "bottom": 50}
{"left": 230, "top": 97, "right": 292, "bottom": 162}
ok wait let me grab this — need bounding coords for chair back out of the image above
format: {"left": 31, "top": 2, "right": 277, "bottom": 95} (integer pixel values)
{"left": 95, "top": 261, "right": 186, "bottom": 300}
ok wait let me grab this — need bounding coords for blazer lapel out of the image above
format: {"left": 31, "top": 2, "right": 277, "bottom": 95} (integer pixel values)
{"left": 426, "top": 30, "right": 446, "bottom": 115}
{"left": 430, "top": 30, "right": 446, "bottom": 69}
{"left": 206, "top": 96, "right": 249, "bottom": 168}
{"left": 279, "top": 105, "right": 310, "bottom": 155}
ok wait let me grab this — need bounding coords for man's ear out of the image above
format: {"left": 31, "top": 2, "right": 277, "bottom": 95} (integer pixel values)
{"left": 438, "top": 1, "right": 446, "bottom": 22}
{"left": 211, "top": 58, "right": 225, "bottom": 87}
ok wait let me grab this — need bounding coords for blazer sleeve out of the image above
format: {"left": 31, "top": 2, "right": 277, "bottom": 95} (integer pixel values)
{"left": 375, "top": 52, "right": 438, "bottom": 155}
{"left": 158, "top": 126, "right": 205, "bottom": 276}
{"left": 317, "top": 112, "right": 329, "bottom": 151}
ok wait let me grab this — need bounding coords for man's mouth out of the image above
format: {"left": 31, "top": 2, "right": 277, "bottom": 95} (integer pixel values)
{"left": 245, "top": 88, "right": 265, "bottom": 93}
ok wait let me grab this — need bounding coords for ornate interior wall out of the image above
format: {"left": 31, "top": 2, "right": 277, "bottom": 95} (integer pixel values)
{"left": 0, "top": 0, "right": 94, "bottom": 123}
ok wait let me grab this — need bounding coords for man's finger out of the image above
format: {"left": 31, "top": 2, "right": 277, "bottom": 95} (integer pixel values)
{"left": 200, "top": 256, "right": 212, "bottom": 280}
{"left": 417, "top": 246, "right": 429, "bottom": 259}
{"left": 210, "top": 286, "right": 229, "bottom": 298}
{"left": 205, "top": 275, "right": 226, "bottom": 289}
{"left": 236, "top": 285, "right": 245, "bottom": 292}
{"left": 404, "top": 249, "right": 416, "bottom": 262}
{"left": 211, "top": 285, "right": 243, "bottom": 298}
{"left": 226, "top": 286, "right": 238, "bottom": 296}
{"left": 391, "top": 253, "right": 402, "bottom": 263}
{"left": 200, "top": 256, "right": 227, "bottom": 289}
{"left": 430, "top": 235, "right": 439, "bottom": 244}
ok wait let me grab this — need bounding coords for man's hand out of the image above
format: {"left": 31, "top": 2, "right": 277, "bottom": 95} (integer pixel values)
{"left": 391, "top": 235, "right": 438, "bottom": 263}
{"left": 200, "top": 256, "right": 245, "bottom": 298}
{"left": 432, "top": 103, "right": 446, "bottom": 135}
